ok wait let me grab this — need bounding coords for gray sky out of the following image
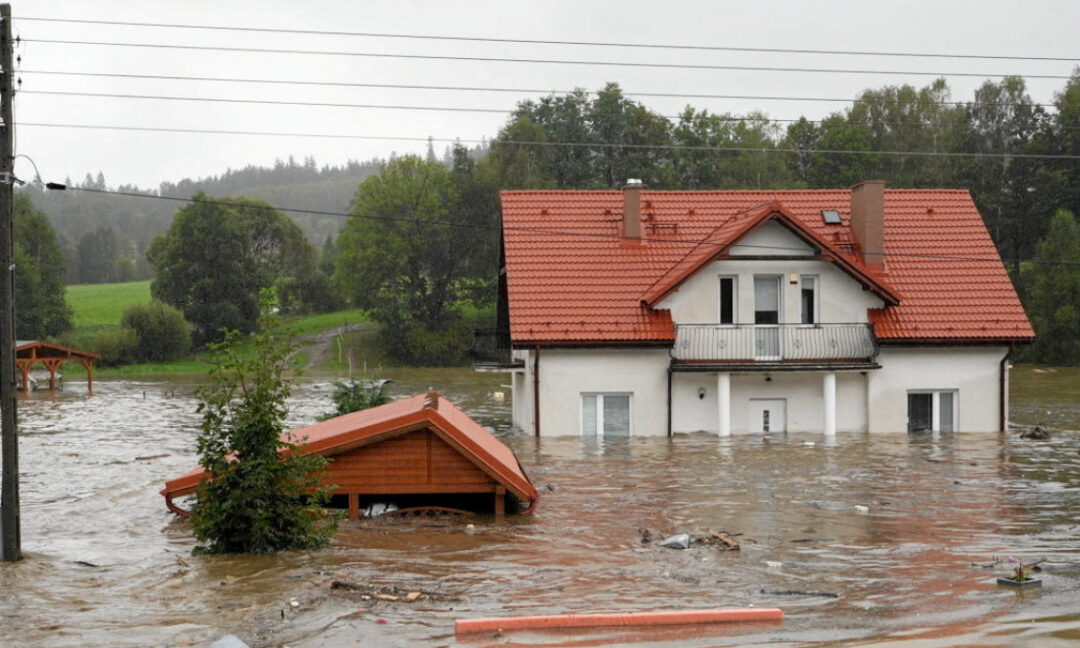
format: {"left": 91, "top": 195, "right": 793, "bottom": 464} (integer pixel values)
{"left": 13, "top": 0, "right": 1080, "bottom": 190}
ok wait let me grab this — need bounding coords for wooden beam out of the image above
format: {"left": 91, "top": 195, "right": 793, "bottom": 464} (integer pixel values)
{"left": 82, "top": 359, "right": 93, "bottom": 396}
{"left": 348, "top": 493, "right": 359, "bottom": 521}
{"left": 494, "top": 486, "right": 506, "bottom": 516}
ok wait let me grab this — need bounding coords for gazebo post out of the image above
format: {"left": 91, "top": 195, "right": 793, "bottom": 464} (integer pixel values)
{"left": 43, "top": 359, "right": 61, "bottom": 391}
{"left": 348, "top": 493, "right": 359, "bottom": 520}
{"left": 494, "top": 486, "right": 506, "bottom": 517}
{"left": 82, "top": 359, "right": 94, "bottom": 396}
{"left": 16, "top": 360, "right": 27, "bottom": 393}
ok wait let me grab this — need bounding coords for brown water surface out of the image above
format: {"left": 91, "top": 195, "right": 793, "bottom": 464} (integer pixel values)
{"left": 2, "top": 370, "right": 1079, "bottom": 647}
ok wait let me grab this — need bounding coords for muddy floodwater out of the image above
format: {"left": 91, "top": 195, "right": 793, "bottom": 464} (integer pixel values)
{"left": 3, "top": 368, "right": 1080, "bottom": 647}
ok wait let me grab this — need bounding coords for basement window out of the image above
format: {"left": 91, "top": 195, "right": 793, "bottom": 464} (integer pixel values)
{"left": 907, "top": 390, "right": 957, "bottom": 433}
{"left": 822, "top": 209, "right": 842, "bottom": 225}
{"left": 582, "top": 393, "right": 632, "bottom": 437}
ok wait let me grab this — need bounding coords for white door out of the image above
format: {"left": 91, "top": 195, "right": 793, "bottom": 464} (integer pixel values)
{"left": 749, "top": 399, "right": 786, "bottom": 433}
{"left": 753, "top": 275, "right": 781, "bottom": 360}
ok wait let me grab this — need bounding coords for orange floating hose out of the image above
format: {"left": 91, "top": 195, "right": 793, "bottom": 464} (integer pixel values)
{"left": 454, "top": 607, "right": 783, "bottom": 634}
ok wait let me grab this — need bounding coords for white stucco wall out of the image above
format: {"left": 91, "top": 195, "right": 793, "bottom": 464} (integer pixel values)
{"left": 868, "top": 346, "right": 1009, "bottom": 433}
{"left": 671, "top": 370, "right": 868, "bottom": 434}
{"left": 510, "top": 347, "right": 671, "bottom": 436}
{"left": 659, "top": 256, "right": 885, "bottom": 325}
{"left": 729, "top": 222, "right": 816, "bottom": 256}
{"left": 512, "top": 345, "right": 1009, "bottom": 435}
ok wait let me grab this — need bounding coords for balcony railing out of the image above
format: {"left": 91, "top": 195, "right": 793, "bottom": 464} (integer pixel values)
{"left": 673, "top": 323, "right": 877, "bottom": 364}
{"left": 470, "top": 327, "right": 518, "bottom": 369}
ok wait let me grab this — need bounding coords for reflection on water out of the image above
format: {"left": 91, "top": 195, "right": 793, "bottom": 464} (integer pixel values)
{"left": 2, "top": 372, "right": 1079, "bottom": 647}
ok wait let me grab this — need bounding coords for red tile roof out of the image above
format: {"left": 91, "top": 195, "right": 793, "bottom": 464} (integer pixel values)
{"left": 501, "top": 189, "right": 1033, "bottom": 345}
{"left": 161, "top": 391, "right": 539, "bottom": 507}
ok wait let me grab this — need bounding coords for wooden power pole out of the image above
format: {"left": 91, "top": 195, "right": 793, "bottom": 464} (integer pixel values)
{"left": 0, "top": 2, "right": 21, "bottom": 563}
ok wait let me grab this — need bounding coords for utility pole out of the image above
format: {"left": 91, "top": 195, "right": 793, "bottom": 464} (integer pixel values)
{"left": 0, "top": 2, "right": 21, "bottom": 563}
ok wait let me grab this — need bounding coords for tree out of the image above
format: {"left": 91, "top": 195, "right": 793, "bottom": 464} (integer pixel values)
{"left": 191, "top": 290, "right": 336, "bottom": 554}
{"left": 149, "top": 193, "right": 320, "bottom": 346}
{"left": 1020, "top": 209, "right": 1080, "bottom": 364}
{"left": 76, "top": 226, "right": 119, "bottom": 284}
{"left": 14, "top": 194, "right": 72, "bottom": 338}
{"left": 121, "top": 301, "right": 192, "bottom": 362}
{"left": 335, "top": 156, "right": 476, "bottom": 364}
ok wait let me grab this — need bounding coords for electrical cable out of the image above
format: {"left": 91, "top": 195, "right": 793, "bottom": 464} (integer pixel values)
{"left": 19, "top": 38, "right": 1078, "bottom": 80}
{"left": 19, "top": 69, "right": 1069, "bottom": 110}
{"left": 19, "top": 121, "right": 1080, "bottom": 160}
{"left": 16, "top": 16, "right": 1080, "bottom": 64}
{"left": 34, "top": 184, "right": 1078, "bottom": 267}
{"left": 22, "top": 89, "right": 1067, "bottom": 131}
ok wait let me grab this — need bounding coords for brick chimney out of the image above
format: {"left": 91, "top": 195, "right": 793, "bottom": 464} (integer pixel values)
{"left": 623, "top": 179, "right": 643, "bottom": 239}
{"left": 850, "top": 180, "right": 885, "bottom": 268}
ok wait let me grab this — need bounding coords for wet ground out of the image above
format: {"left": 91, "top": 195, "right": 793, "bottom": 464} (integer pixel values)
{"left": 2, "top": 368, "right": 1080, "bottom": 647}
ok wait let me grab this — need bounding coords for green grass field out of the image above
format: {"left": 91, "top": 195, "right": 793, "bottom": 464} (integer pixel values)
{"left": 66, "top": 280, "right": 153, "bottom": 329}
{"left": 61, "top": 280, "right": 379, "bottom": 376}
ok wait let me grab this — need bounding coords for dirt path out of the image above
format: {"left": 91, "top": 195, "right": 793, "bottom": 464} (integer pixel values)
{"left": 295, "top": 322, "right": 369, "bottom": 370}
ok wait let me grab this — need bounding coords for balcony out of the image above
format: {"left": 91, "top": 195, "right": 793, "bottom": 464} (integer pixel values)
{"left": 672, "top": 323, "right": 878, "bottom": 368}
{"left": 470, "top": 327, "right": 522, "bottom": 372}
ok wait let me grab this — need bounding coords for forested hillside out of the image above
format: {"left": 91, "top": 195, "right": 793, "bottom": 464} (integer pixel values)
{"left": 18, "top": 156, "right": 386, "bottom": 284}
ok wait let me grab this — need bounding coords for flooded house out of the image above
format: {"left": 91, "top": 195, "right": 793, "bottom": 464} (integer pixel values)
{"left": 487, "top": 181, "right": 1034, "bottom": 436}
{"left": 162, "top": 390, "right": 539, "bottom": 517}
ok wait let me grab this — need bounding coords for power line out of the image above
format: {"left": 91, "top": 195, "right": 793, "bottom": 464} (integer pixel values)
{"left": 17, "top": 16, "right": 1080, "bottom": 64}
{"left": 50, "top": 185, "right": 1080, "bottom": 267}
{"left": 19, "top": 38, "right": 1077, "bottom": 80}
{"left": 19, "top": 70, "right": 1068, "bottom": 111}
{"left": 20, "top": 122, "right": 1080, "bottom": 160}
{"left": 22, "top": 90, "right": 512, "bottom": 115}
{"left": 25, "top": 89, "right": 1072, "bottom": 132}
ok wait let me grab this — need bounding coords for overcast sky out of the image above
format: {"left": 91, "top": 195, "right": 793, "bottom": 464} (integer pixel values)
{"left": 12, "top": 1, "right": 1080, "bottom": 190}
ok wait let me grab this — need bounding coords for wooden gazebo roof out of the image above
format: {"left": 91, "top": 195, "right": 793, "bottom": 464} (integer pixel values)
{"left": 16, "top": 340, "right": 101, "bottom": 394}
{"left": 162, "top": 391, "right": 539, "bottom": 518}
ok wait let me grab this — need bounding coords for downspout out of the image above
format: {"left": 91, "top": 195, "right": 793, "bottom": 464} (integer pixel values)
{"left": 1000, "top": 343, "right": 1014, "bottom": 433}
{"left": 666, "top": 365, "right": 673, "bottom": 437}
{"left": 533, "top": 345, "right": 541, "bottom": 437}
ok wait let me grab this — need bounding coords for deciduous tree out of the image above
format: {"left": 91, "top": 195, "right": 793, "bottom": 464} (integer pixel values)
{"left": 14, "top": 194, "right": 72, "bottom": 338}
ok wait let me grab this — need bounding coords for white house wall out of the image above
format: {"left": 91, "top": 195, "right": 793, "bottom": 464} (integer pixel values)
{"left": 511, "top": 345, "right": 1008, "bottom": 435}
{"left": 869, "top": 346, "right": 1008, "bottom": 433}
{"left": 513, "top": 347, "right": 670, "bottom": 436}
{"left": 672, "top": 370, "right": 868, "bottom": 434}
{"left": 729, "top": 222, "right": 815, "bottom": 256}
{"left": 659, "top": 258, "right": 885, "bottom": 325}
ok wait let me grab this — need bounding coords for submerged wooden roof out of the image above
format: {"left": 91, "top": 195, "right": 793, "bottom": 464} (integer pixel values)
{"left": 16, "top": 340, "right": 101, "bottom": 360}
{"left": 161, "top": 390, "right": 539, "bottom": 507}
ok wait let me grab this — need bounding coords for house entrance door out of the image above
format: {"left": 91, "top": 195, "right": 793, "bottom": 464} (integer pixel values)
{"left": 749, "top": 398, "right": 786, "bottom": 433}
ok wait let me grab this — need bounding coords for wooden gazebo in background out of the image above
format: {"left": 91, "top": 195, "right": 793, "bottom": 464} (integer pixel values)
{"left": 15, "top": 341, "right": 100, "bottom": 395}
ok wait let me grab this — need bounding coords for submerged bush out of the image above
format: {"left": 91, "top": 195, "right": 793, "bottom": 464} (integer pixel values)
{"left": 322, "top": 377, "right": 392, "bottom": 420}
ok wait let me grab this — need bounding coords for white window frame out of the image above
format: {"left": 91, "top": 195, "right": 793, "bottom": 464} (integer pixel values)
{"left": 717, "top": 275, "right": 738, "bottom": 325}
{"left": 907, "top": 390, "right": 958, "bottom": 432}
{"left": 580, "top": 392, "right": 633, "bottom": 436}
{"left": 799, "top": 274, "right": 819, "bottom": 325}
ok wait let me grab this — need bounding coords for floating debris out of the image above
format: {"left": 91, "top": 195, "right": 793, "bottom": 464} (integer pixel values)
{"left": 1020, "top": 426, "right": 1050, "bottom": 440}
{"left": 660, "top": 533, "right": 691, "bottom": 550}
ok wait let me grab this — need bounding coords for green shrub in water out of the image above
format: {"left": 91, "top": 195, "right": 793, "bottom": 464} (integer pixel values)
{"left": 191, "top": 289, "right": 338, "bottom": 554}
